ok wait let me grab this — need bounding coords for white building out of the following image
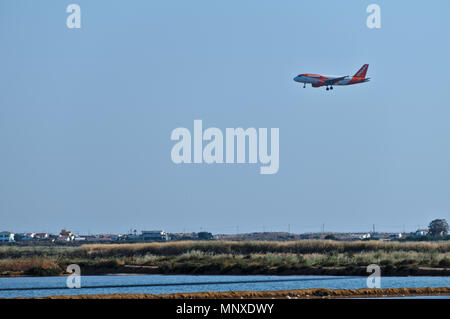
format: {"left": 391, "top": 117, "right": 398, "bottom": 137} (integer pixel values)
{"left": 0, "top": 231, "right": 15, "bottom": 242}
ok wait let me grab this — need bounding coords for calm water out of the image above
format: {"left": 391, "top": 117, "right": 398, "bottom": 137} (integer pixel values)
{"left": 0, "top": 275, "right": 449, "bottom": 298}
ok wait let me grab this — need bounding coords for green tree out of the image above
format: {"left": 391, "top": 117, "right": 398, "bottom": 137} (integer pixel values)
{"left": 428, "top": 219, "right": 449, "bottom": 237}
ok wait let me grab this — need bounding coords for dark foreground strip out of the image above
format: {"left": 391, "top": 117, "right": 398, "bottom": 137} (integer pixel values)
{"left": 0, "top": 298, "right": 447, "bottom": 319}
{"left": 0, "top": 276, "right": 353, "bottom": 291}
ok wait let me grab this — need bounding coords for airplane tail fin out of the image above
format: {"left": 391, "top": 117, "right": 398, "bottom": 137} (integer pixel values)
{"left": 353, "top": 64, "right": 369, "bottom": 78}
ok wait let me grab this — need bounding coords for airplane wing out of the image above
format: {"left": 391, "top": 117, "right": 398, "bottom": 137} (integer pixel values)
{"left": 325, "top": 76, "right": 348, "bottom": 85}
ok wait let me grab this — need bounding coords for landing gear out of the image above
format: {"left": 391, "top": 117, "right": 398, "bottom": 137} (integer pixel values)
{"left": 330, "top": 86, "right": 333, "bottom": 90}
{"left": 303, "top": 83, "right": 306, "bottom": 88}
{"left": 326, "top": 86, "right": 329, "bottom": 91}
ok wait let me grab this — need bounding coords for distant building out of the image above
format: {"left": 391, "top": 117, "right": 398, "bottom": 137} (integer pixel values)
{"left": 0, "top": 231, "right": 15, "bottom": 242}
{"left": 415, "top": 229, "right": 428, "bottom": 237}
{"left": 58, "top": 229, "right": 74, "bottom": 242}
{"left": 56, "top": 235, "right": 74, "bottom": 242}
{"left": 35, "top": 233, "right": 48, "bottom": 239}
{"left": 141, "top": 230, "right": 168, "bottom": 241}
{"left": 16, "top": 233, "right": 35, "bottom": 241}
{"left": 23, "top": 235, "right": 35, "bottom": 241}
{"left": 60, "top": 229, "right": 73, "bottom": 237}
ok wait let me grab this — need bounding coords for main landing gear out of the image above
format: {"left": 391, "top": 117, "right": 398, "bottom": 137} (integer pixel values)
{"left": 326, "top": 86, "right": 333, "bottom": 91}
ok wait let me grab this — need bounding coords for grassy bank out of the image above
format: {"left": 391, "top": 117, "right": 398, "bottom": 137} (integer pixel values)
{"left": 31, "top": 287, "right": 450, "bottom": 299}
{"left": 0, "top": 240, "right": 449, "bottom": 277}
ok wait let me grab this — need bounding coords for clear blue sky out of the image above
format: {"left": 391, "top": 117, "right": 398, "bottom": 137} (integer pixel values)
{"left": 1, "top": 0, "right": 449, "bottom": 234}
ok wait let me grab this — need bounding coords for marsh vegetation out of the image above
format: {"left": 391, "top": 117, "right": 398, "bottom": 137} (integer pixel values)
{"left": 1, "top": 240, "right": 449, "bottom": 277}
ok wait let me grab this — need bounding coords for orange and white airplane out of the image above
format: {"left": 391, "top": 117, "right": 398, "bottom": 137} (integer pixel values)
{"left": 293, "top": 64, "right": 370, "bottom": 90}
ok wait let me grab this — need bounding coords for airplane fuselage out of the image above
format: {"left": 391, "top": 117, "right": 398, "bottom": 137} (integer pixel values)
{"left": 294, "top": 74, "right": 368, "bottom": 86}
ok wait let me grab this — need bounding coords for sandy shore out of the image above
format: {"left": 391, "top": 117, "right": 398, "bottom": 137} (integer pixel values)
{"left": 31, "top": 287, "right": 450, "bottom": 299}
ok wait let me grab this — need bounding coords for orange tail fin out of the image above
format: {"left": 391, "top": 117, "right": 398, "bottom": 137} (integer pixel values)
{"left": 353, "top": 64, "right": 369, "bottom": 78}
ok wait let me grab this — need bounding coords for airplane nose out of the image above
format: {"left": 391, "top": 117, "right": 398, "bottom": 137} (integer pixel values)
{"left": 293, "top": 76, "right": 300, "bottom": 82}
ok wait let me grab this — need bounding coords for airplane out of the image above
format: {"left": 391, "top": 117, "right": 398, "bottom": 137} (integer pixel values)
{"left": 293, "top": 64, "right": 370, "bottom": 91}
